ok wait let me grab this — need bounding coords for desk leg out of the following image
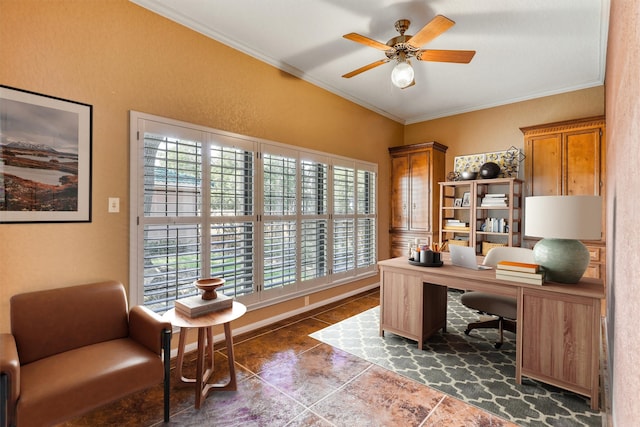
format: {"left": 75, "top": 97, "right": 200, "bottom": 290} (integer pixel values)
{"left": 515, "top": 289, "right": 523, "bottom": 385}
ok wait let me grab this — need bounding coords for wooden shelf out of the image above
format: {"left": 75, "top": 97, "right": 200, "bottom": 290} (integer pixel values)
{"left": 439, "top": 178, "right": 522, "bottom": 254}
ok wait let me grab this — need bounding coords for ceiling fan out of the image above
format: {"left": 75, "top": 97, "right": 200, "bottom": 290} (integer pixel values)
{"left": 342, "top": 15, "right": 475, "bottom": 88}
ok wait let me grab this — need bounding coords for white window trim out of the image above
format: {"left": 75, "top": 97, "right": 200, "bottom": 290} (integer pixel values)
{"left": 129, "top": 111, "right": 377, "bottom": 311}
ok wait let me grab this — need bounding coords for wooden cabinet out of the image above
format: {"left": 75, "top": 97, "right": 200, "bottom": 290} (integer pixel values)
{"left": 439, "top": 178, "right": 523, "bottom": 255}
{"left": 522, "top": 116, "right": 605, "bottom": 198}
{"left": 389, "top": 142, "right": 447, "bottom": 257}
{"left": 520, "top": 116, "right": 606, "bottom": 280}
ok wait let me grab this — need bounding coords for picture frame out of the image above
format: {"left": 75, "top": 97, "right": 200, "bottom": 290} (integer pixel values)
{"left": 461, "top": 192, "right": 471, "bottom": 207}
{"left": 454, "top": 198, "right": 463, "bottom": 207}
{"left": 0, "top": 85, "right": 92, "bottom": 223}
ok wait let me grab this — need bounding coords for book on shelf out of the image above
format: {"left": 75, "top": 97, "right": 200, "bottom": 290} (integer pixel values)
{"left": 444, "top": 219, "right": 468, "bottom": 228}
{"left": 496, "top": 270, "right": 545, "bottom": 285}
{"left": 175, "top": 293, "right": 233, "bottom": 317}
{"left": 496, "top": 260, "right": 541, "bottom": 274}
{"left": 481, "top": 199, "right": 508, "bottom": 206}
{"left": 480, "top": 193, "right": 508, "bottom": 207}
{"left": 480, "top": 217, "right": 508, "bottom": 233}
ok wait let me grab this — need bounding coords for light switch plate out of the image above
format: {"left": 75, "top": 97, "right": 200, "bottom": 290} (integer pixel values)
{"left": 108, "top": 197, "right": 120, "bottom": 213}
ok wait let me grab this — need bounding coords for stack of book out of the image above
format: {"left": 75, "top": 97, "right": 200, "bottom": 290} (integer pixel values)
{"left": 175, "top": 293, "right": 233, "bottom": 317}
{"left": 481, "top": 193, "right": 508, "bottom": 207}
{"left": 444, "top": 219, "right": 469, "bottom": 231}
{"left": 496, "top": 261, "right": 545, "bottom": 285}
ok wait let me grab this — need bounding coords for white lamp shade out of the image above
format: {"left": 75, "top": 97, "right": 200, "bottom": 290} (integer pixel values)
{"left": 525, "top": 195, "right": 602, "bottom": 240}
{"left": 391, "top": 62, "right": 414, "bottom": 88}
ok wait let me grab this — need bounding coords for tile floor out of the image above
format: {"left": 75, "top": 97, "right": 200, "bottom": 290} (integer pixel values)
{"left": 62, "top": 288, "right": 517, "bottom": 426}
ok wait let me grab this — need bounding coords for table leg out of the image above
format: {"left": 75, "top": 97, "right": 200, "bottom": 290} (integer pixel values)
{"left": 175, "top": 327, "right": 192, "bottom": 383}
{"left": 202, "top": 321, "right": 238, "bottom": 399}
{"left": 194, "top": 328, "right": 206, "bottom": 409}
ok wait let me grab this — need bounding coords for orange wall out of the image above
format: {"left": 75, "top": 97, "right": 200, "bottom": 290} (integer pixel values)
{"left": 0, "top": 0, "right": 401, "bottom": 331}
{"left": 0, "top": 0, "right": 605, "bottom": 334}
{"left": 404, "top": 87, "right": 604, "bottom": 175}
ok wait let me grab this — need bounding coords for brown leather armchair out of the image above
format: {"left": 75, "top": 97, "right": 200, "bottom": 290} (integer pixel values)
{"left": 0, "top": 281, "right": 172, "bottom": 426}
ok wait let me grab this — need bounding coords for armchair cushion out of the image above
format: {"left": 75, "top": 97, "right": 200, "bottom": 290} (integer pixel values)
{"left": 17, "top": 339, "right": 163, "bottom": 426}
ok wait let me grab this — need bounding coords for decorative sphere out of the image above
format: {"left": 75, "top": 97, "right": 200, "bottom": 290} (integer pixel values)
{"left": 479, "top": 162, "right": 501, "bottom": 179}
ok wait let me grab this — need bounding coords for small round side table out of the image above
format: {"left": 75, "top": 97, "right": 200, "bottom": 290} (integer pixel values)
{"left": 163, "top": 301, "right": 246, "bottom": 409}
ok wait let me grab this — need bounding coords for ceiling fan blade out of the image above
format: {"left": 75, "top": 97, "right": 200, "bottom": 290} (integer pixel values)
{"left": 407, "top": 15, "right": 455, "bottom": 48}
{"left": 342, "top": 59, "right": 389, "bottom": 78}
{"left": 417, "top": 49, "right": 476, "bottom": 63}
{"left": 343, "top": 33, "right": 392, "bottom": 51}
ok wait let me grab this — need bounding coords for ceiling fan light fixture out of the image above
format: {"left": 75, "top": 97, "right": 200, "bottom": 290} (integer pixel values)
{"left": 391, "top": 61, "right": 414, "bottom": 88}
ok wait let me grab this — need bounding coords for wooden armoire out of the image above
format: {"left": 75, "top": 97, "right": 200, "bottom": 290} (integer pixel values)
{"left": 520, "top": 116, "right": 606, "bottom": 280}
{"left": 389, "top": 142, "right": 448, "bottom": 258}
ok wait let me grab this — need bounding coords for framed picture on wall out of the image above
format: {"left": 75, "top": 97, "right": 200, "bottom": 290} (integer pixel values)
{"left": 461, "top": 192, "right": 471, "bottom": 207}
{"left": 0, "top": 85, "right": 92, "bottom": 223}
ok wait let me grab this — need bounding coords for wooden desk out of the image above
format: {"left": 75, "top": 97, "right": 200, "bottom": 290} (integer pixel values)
{"left": 163, "top": 301, "right": 246, "bottom": 409}
{"left": 378, "top": 257, "right": 605, "bottom": 410}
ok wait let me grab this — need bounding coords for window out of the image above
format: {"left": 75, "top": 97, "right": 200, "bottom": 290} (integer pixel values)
{"left": 130, "top": 112, "right": 377, "bottom": 312}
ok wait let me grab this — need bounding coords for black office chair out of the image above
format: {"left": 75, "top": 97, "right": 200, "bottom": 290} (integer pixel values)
{"left": 460, "top": 247, "right": 535, "bottom": 349}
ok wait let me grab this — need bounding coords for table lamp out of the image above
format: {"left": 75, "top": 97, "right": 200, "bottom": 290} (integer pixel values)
{"left": 525, "top": 195, "right": 602, "bottom": 283}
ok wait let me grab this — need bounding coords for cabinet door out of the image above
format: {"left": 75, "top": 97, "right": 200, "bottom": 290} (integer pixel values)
{"left": 390, "top": 155, "right": 410, "bottom": 231}
{"left": 521, "top": 290, "right": 599, "bottom": 400}
{"left": 409, "top": 150, "right": 431, "bottom": 231}
{"left": 564, "top": 128, "right": 602, "bottom": 196}
{"left": 525, "top": 134, "right": 562, "bottom": 196}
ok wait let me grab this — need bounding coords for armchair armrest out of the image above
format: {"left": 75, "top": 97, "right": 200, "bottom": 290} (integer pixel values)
{"left": 1, "top": 334, "right": 20, "bottom": 427}
{"left": 129, "top": 306, "right": 172, "bottom": 355}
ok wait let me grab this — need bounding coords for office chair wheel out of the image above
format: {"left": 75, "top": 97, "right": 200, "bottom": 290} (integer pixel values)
{"left": 464, "top": 329, "right": 471, "bottom": 336}
{"left": 494, "top": 342, "right": 503, "bottom": 349}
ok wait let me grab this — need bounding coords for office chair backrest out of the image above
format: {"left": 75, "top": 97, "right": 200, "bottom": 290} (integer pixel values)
{"left": 482, "top": 247, "right": 535, "bottom": 267}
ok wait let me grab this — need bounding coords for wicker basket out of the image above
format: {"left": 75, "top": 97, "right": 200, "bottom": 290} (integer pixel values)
{"left": 447, "top": 239, "right": 469, "bottom": 248}
{"left": 481, "top": 241, "right": 507, "bottom": 256}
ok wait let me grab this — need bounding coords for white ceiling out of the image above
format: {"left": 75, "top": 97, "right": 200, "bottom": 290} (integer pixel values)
{"left": 130, "top": 0, "right": 609, "bottom": 124}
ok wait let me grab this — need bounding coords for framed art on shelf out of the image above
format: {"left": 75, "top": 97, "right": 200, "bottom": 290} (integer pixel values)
{"left": 461, "top": 192, "right": 471, "bottom": 207}
{"left": 0, "top": 85, "right": 92, "bottom": 223}
{"left": 454, "top": 198, "right": 463, "bottom": 207}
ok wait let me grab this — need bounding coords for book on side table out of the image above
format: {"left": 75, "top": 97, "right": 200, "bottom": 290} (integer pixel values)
{"left": 175, "top": 293, "right": 233, "bottom": 317}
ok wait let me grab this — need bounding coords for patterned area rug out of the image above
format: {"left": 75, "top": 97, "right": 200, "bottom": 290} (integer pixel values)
{"left": 310, "top": 290, "right": 602, "bottom": 427}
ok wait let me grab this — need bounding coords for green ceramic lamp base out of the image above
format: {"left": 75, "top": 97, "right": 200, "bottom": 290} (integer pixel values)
{"left": 533, "top": 238, "right": 590, "bottom": 284}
